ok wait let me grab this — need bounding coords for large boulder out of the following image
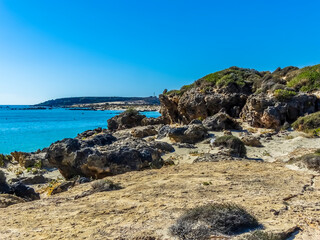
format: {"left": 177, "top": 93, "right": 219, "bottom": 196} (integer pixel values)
{"left": 240, "top": 93, "right": 320, "bottom": 129}
{"left": 202, "top": 112, "right": 241, "bottom": 131}
{"left": 131, "top": 126, "right": 157, "bottom": 138}
{"left": 0, "top": 194, "right": 25, "bottom": 208}
{"left": 46, "top": 134, "right": 164, "bottom": 179}
{"left": 107, "top": 109, "right": 146, "bottom": 131}
{"left": 212, "top": 135, "right": 246, "bottom": 157}
{"left": 168, "top": 124, "right": 208, "bottom": 143}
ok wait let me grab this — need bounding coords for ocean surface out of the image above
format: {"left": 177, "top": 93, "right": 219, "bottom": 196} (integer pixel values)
{"left": 0, "top": 105, "right": 160, "bottom": 154}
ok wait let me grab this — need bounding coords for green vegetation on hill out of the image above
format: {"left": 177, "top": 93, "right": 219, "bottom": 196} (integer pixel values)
{"left": 273, "top": 89, "right": 297, "bottom": 101}
{"left": 36, "top": 96, "right": 160, "bottom": 107}
{"left": 287, "top": 64, "right": 320, "bottom": 92}
{"left": 292, "top": 111, "right": 320, "bottom": 136}
{"left": 165, "top": 67, "right": 262, "bottom": 96}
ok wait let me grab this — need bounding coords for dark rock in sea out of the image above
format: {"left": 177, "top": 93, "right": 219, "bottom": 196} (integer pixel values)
{"left": 202, "top": 112, "right": 241, "bottom": 131}
{"left": 168, "top": 124, "right": 208, "bottom": 144}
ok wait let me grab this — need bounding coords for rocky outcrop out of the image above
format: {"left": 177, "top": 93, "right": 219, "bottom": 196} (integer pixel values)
{"left": 240, "top": 93, "right": 320, "bottom": 129}
{"left": 168, "top": 124, "right": 208, "bottom": 143}
{"left": 212, "top": 135, "right": 247, "bottom": 157}
{"left": 0, "top": 170, "right": 40, "bottom": 201}
{"left": 46, "top": 133, "right": 165, "bottom": 179}
{"left": 159, "top": 66, "right": 320, "bottom": 128}
{"left": 160, "top": 88, "right": 250, "bottom": 124}
{"left": 107, "top": 109, "right": 146, "bottom": 131}
{"left": 131, "top": 126, "right": 157, "bottom": 138}
{"left": 240, "top": 135, "right": 262, "bottom": 147}
{"left": 202, "top": 112, "right": 241, "bottom": 131}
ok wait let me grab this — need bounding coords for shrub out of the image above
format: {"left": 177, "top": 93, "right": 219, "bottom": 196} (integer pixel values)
{"left": 273, "top": 89, "right": 297, "bottom": 101}
{"left": 289, "top": 151, "right": 320, "bottom": 172}
{"left": 170, "top": 203, "right": 259, "bottom": 239}
{"left": 124, "top": 107, "right": 140, "bottom": 116}
{"left": 287, "top": 64, "right": 320, "bottom": 92}
{"left": 292, "top": 111, "right": 320, "bottom": 135}
{"left": 214, "top": 135, "right": 247, "bottom": 157}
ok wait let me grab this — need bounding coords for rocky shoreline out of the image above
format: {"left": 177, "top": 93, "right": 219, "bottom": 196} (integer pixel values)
{"left": 1, "top": 65, "right": 320, "bottom": 239}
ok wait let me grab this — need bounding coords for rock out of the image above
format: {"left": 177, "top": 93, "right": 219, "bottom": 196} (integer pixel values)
{"left": 168, "top": 124, "right": 208, "bottom": 144}
{"left": 213, "top": 135, "right": 246, "bottom": 157}
{"left": 189, "top": 119, "right": 202, "bottom": 125}
{"left": 0, "top": 194, "right": 25, "bottom": 208}
{"left": 75, "top": 179, "right": 121, "bottom": 199}
{"left": 223, "top": 130, "right": 232, "bottom": 136}
{"left": 131, "top": 126, "right": 157, "bottom": 138}
{"left": 202, "top": 112, "right": 241, "bottom": 131}
{"left": 82, "top": 133, "right": 117, "bottom": 147}
{"left": 10, "top": 182, "right": 40, "bottom": 201}
{"left": 241, "top": 135, "right": 262, "bottom": 147}
{"left": 141, "top": 116, "right": 166, "bottom": 126}
{"left": 50, "top": 181, "right": 75, "bottom": 195}
{"left": 149, "top": 141, "right": 175, "bottom": 153}
{"left": 0, "top": 170, "right": 11, "bottom": 194}
{"left": 107, "top": 109, "right": 146, "bottom": 131}
{"left": 173, "top": 143, "right": 197, "bottom": 149}
{"left": 240, "top": 93, "right": 320, "bottom": 129}
{"left": 157, "top": 125, "right": 172, "bottom": 139}
{"left": 18, "top": 175, "right": 49, "bottom": 185}
{"left": 47, "top": 136, "right": 164, "bottom": 179}
{"left": 76, "top": 128, "right": 109, "bottom": 139}
{"left": 194, "top": 153, "right": 236, "bottom": 162}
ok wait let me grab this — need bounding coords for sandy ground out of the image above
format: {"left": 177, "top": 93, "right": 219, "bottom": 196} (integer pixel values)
{"left": 1, "top": 127, "right": 320, "bottom": 239}
{"left": 0, "top": 161, "right": 320, "bottom": 239}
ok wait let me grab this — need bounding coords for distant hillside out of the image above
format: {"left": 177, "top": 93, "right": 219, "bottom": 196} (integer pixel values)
{"left": 36, "top": 96, "right": 160, "bottom": 107}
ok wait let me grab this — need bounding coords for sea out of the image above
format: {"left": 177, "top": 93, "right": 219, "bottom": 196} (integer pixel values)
{"left": 0, "top": 105, "right": 160, "bottom": 154}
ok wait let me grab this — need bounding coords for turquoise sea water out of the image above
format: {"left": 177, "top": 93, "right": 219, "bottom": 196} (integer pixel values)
{"left": 0, "top": 105, "right": 160, "bottom": 154}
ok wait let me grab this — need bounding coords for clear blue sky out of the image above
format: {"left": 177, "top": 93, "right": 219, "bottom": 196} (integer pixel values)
{"left": 0, "top": 0, "right": 319, "bottom": 104}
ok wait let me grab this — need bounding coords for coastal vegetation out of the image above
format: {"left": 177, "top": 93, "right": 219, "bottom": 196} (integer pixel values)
{"left": 292, "top": 111, "right": 320, "bottom": 136}
{"left": 170, "top": 203, "right": 259, "bottom": 239}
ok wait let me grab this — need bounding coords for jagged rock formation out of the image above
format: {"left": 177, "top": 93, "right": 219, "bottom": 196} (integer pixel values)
{"left": 240, "top": 93, "right": 319, "bottom": 128}
{"left": 46, "top": 133, "right": 171, "bottom": 179}
{"left": 202, "top": 112, "right": 241, "bottom": 131}
{"left": 160, "top": 65, "right": 320, "bottom": 128}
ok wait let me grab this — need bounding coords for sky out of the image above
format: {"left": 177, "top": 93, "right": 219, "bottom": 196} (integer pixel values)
{"left": 0, "top": 0, "right": 319, "bottom": 104}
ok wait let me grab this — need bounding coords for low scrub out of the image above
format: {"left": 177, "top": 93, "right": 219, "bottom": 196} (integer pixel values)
{"left": 214, "top": 135, "right": 247, "bottom": 157}
{"left": 273, "top": 89, "right": 297, "bottom": 101}
{"left": 287, "top": 64, "right": 320, "bottom": 92}
{"left": 292, "top": 111, "right": 320, "bottom": 136}
{"left": 288, "top": 149, "right": 320, "bottom": 172}
{"left": 170, "top": 203, "right": 259, "bottom": 240}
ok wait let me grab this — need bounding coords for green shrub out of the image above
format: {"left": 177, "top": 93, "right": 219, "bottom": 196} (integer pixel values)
{"left": 273, "top": 89, "right": 297, "bottom": 101}
{"left": 214, "top": 135, "right": 247, "bottom": 157}
{"left": 292, "top": 111, "right": 320, "bottom": 135}
{"left": 287, "top": 64, "right": 320, "bottom": 92}
{"left": 170, "top": 203, "right": 259, "bottom": 239}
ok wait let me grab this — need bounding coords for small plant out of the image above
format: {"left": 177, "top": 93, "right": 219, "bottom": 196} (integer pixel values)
{"left": 292, "top": 112, "right": 320, "bottom": 136}
{"left": 287, "top": 64, "right": 320, "bottom": 92}
{"left": 262, "top": 151, "right": 271, "bottom": 157}
{"left": 33, "top": 160, "right": 42, "bottom": 169}
{"left": 273, "top": 89, "right": 297, "bottom": 101}
{"left": 170, "top": 203, "right": 259, "bottom": 239}
{"left": 214, "top": 135, "right": 247, "bottom": 157}
{"left": 202, "top": 181, "right": 212, "bottom": 186}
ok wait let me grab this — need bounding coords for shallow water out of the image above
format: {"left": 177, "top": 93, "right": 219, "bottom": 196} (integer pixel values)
{"left": 0, "top": 105, "right": 160, "bottom": 154}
